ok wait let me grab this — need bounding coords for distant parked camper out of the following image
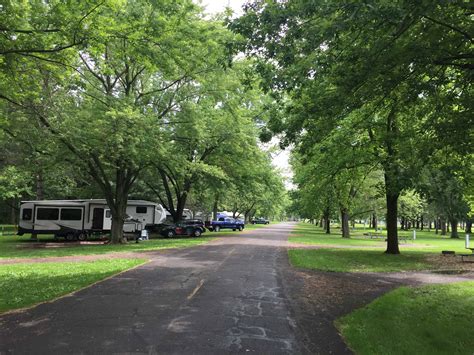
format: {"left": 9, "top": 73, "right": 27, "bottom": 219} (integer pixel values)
{"left": 18, "top": 199, "right": 166, "bottom": 241}
{"left": 164, "top": 209, "right": 194, "bottom": 223}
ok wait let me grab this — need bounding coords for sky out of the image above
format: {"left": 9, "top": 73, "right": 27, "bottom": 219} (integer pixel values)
{"left": 199, "top": 0, "right": 246, "bottom": 16}
{"left": 199, "top": 0, "right": 294, "bottom": 189}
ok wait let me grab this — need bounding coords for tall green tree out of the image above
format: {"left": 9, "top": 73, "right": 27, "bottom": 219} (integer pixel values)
{"left": 1, "top": 0, "right": 227, "bottom": 243}
{"left": 231, "top": 0, "right": 472, "bottom": 253}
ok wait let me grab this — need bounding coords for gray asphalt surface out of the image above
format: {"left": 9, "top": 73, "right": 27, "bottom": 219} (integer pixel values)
{"left": 0, "top": 223, "right": 302, "bottom": 354}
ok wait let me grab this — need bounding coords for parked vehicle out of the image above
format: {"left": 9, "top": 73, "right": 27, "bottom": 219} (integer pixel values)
{"left": 160, "top": 219, "right": 206, "bottom": 238}
{"left": 251, "top": 217, "right": 270, "bottom": 225}
{"left": 18, "top": 199, "right": 166, "bottom": 241}
{"left": 206, "top": 217, "right": 245, "bottom": 232}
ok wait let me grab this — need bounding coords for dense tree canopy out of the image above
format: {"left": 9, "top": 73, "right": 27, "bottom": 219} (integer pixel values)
{"left": 0, "top": 0, "right": 286, "bottom": 242}
{"left": 231, "top": 0, "right": 473, "bottom": 253}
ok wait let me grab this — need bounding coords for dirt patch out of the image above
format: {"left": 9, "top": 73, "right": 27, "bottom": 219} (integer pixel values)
{"left": 425, "top": 254, "right": 474, "bottom": 272}
{"left": 281, "top": 265, "right": 405, "bottom": 354}
{"left": 281, "top": 259, "right": 474, "bottom": 354}
{"left": 16, "top": 241, "right": 108, "bottom": 249}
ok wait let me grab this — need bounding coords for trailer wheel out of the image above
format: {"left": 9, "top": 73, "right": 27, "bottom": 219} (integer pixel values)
{"left": 65, "top": 233, "right": 76, "bottom": 242}
{"left": 193, "top": 229, "right": 202, "bottom": 237}
{"left": 77, "top": 232, "right": 87, "bottom": 241}
{"left": 214, "top": 226, "right": 220, "bottom": 232}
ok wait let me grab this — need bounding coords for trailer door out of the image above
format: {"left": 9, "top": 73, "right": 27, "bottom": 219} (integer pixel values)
{"left": 92, "top": 208, "right": 104, "bottom": 229}
{"left": 103, "top": 209, "right": 112, "bottom": 230}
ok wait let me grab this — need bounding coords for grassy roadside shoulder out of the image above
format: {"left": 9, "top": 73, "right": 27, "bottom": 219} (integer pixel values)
{"left": 0, "top": 221, "right": 275, "bottom": 259}
{"left": 0, "top": 235, "right": 214, "bottom": 259}
{"left": 288, "top": 249, "right": 439, "bottom": 273}
{"left": 0, "top": 258, "right": 146, "bottom": 314}
{"left": 335, "top": 281, "right": 474, "bottom": 354}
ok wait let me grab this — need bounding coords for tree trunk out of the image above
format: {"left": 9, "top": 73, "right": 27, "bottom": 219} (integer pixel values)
{"left": 36, "top": 171, "right": 44, "bottom": 200}
{"left": 441, "top": 220, "right": 447, "bottom": 236}
{"left": 111, "top": 212, "right": 126, "bottom": 244}
{"left": 104, "top": 169, "right": 135, "bottom": 244}
{"left": 340, "top": 207, "right": 350, "bottom": 238}
{"left": 385, "top": 191, "right": 400, "bottom": 254}
{"left": 372, "top": 213, "right": 378, "bottom": 231}
{"left": 400, "top": 217, "right": 405, "bottom": 231}
{"left": 450, "top": 219, "right": 459, "bottom": 238}
{"left": 173, "top": 196, "right": 186, "bottom": 223}
{"left": 420, "top": 215, "right": 424, "bottom": 230}
{"left": 213, "top": 195, "right": 218, "bottom": 221}
{"left": 324, "top": 208, "right": 331, "bottom": 234}
{"left": 466, "top": 220, "right": 472, "bottom": 234}
{"left": 108, "top": 195, "right": 128, "bottom": 244}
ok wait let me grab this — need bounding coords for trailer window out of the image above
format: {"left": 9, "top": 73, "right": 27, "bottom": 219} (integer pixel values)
{"left": 136, "top": 206, "right": 147, "bottom": 214}
{"left": 105, "top": 210, "right": 111, "bottom": 218}
{"left": 60, "top": 208, "right": 82, "bottom": 221}
{"left": 22, "top": 208, "right": 32, "bottom": 220}
{"left": 37, "top": 208, "right": 59, "bottom": 220}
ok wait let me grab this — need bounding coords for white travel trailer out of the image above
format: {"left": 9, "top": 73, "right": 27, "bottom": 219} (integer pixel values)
{"left": 18, "top": 199, "right": 166, "bottom": 240}
{"left": 164, "top": 209, "right": 194, "bottom": 223}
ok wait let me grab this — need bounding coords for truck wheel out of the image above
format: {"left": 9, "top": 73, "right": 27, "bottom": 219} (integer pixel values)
{"left": 166, "top": 230, "right": 176, "bottom": 238}
{"left": 214, "top": 226, "right": 220, "bottom": 232}
{"left": 193, "top": 229, "right": 202, "bottom": 237}
{"left": 77, "top": 232, "right": 87, "bottom": 241}
{"left": 238, "top": 226, "right": 243, "bottom": 231}
{"left": 65, "top": 233, "right": 76, "bottom": 242}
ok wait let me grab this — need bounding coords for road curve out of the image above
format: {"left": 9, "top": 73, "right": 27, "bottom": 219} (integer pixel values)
{"left": 0, "top": 222, "right": 303, "bottom": 354}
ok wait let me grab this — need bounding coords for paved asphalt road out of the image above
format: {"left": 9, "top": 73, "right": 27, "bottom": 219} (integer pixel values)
{"left": 0, "top": 223, "right": 304, "bottom": 354}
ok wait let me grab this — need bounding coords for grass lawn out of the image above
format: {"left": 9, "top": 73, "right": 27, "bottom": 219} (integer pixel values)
{"left": 336, "top": 282, "right": 474, "bottom": 355}
{"left": 288, "top": 223, "right": 474, "bottom": 272}
{"left": 291, "top": 223, "right": 470, "bottom": 253}
{"left": 0, "top": 258, "right": 146, "bottom": 314}
{"left": 0, "top": 221, "right": 273, "bottom": 259}
{"left": 288, "top": 249, "right": 438, "bottom": 272}
{"left": 0, "top": 225, "right": 17, "bottom": 236}
{"left": 0, "top": 234, "right": 214, "bottom": 259}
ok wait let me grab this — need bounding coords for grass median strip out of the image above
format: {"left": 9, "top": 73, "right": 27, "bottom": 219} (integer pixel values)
{"left": 336, "top": 282, "right": 474, "bottom": 354}
{"left": 0, "top": 258, "right": 146, "bottom": 314}
{"left": 289, "top": 249, "right": 436, "bottom": 272}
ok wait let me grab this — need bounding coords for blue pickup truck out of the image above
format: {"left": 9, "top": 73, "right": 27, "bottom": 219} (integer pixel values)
{"left": 206, "top": 217, "right": 245, "bottom": 232}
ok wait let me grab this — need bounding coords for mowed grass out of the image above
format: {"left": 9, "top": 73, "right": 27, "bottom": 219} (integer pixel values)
{"left": 0, "top": 221, "right": 273, "bottom": 259}
{"left": 336, "top": 282, "right": 474, "bottom": 355}
{"left": 0, "top": 234, "right": 213, "bottom": 259}
{"left": 289, "top": 249, "right": 435, "bottom": 272}
{"left": 0, "top": 259, "right": 146, "bottom": 313}
{"left": 288, "top": 223, "right": 473, "bottom": 272}
{"left": 291, "top": 223, "right": 470, "bottom": 253}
